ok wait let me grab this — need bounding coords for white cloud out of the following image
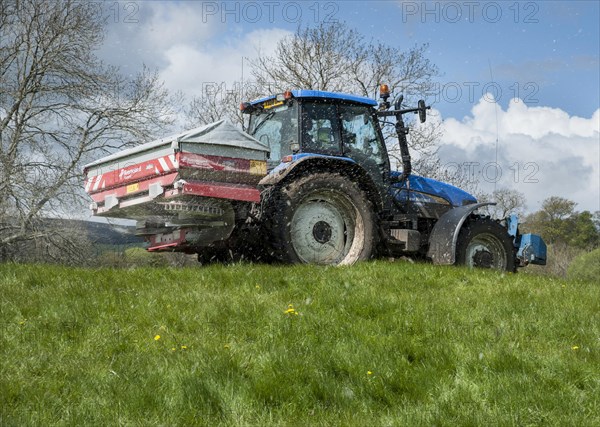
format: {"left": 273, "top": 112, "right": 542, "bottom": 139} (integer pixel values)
{"left": 136, "top": 3, "right": 218, "bottom": 51}
{"left": 158, "top": 28, "right": 291, "bottom": 96}
{"left": 436, "top": 96, "right": 600, "bottom": 213}
{"left": 100, "top": 2, "right": 291, "bottom": 93}
{"left": 98, "top": 2, "right": 222, "bottom": 72}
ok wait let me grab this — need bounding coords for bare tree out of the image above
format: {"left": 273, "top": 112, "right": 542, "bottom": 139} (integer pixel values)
{"left": 251, "top": 23, "right": 368, "bottom": 94}
{"left": 251, "top": 22, "right": 438, "bottom": 101}
{"left": 476, "top": 188, "right": 527, "bottom": 219}
{"left": 185, "top": 83, "right": 262, "bottom": 130}
{"left": 7, "top": 219, "right": 96, "bottom": 265}
{"left": 0, "top": 0, "right": 177, "bottom": 257}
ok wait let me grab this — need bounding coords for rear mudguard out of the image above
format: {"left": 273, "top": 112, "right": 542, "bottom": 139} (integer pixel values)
{"left": 427, "top": 202, "right": 495, "bottom": 265}
{"left": 258, "top": 153, "right": 356, "bottom": 186}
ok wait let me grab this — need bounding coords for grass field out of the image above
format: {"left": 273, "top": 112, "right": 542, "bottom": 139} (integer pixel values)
{"left": 1, "top": 262, "right": 598, "bottom": 426}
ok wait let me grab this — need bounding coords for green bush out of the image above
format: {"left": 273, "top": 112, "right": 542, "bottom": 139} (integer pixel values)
{"left": 568, "top": 248, "right": 600, "bottom": 283}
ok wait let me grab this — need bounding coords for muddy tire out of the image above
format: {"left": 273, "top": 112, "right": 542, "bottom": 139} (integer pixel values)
{"left": 269, "top": 173, "right": 376, "bottom": 265}
{"left": 455, "top": 217, "right": 516, "bottom": 272}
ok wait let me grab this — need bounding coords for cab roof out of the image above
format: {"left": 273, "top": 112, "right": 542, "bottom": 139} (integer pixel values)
{"left": 249, "top": 90, "right": 377, "bottom": 107}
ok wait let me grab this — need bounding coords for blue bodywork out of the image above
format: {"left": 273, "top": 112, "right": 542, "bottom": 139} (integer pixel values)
{"left": 506, "top": 213, "right": 519, "bottom": 237}
{"left": 250, "top": 90, "right": 378, "bottom": 107}
{"left": 507, "top": 214, "right": 546, "bottom": 265}
{"left": 389, "top": 170, "right": 478, "bottom": 207}
{"left": 516, "top": 233, "right": 547, "bottom": 265}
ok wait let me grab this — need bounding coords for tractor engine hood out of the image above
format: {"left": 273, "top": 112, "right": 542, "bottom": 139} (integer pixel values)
{"left": 390, "top": 171, "right": 477, "bottom": 207}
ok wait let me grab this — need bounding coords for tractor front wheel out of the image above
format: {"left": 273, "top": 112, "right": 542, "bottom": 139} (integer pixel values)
{"left": 455, "top": 218, "right": 516, "bottom": 272}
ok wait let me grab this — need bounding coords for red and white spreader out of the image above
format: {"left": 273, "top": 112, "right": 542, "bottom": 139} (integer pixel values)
{"left": 83, "top": 120, "right": 269, "bottom": 252}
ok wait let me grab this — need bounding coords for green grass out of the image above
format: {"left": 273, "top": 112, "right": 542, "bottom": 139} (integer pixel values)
{"left": 1, "top": 262, "right": 598, "bottom": 426}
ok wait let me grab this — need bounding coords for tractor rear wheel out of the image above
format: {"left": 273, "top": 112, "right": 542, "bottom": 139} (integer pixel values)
{"left": 270, "top": 173, "right": 376, "bottom": 265}
{"left": 455, "top": 217, "right": 516, "bottom": 272}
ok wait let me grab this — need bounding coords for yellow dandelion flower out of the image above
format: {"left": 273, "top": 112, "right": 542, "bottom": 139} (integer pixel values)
{"left": 171, "top": 347, "right": 176, "bottom": 351}
{"left": 154, "top": 335, "right": 161, "bottom": 341}
{"left": 284, "top": 304, "right": 299, "bottom": 315}
{"left": 255, "top": 285, "right": 261, "bottom": 289}
{"left": 572, "top": 345, "right": 580, "bottom": 350}
{"left": 367, "top": 371, "right": 373, "bottom": 376}
{"left": 181, "top": 345, "right": 188, "bottom": 350}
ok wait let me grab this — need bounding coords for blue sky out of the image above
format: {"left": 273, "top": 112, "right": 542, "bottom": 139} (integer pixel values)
{"left": 364, "top": 1, "right": 598, "bottom": 119}
{"left": 226, "top": 0, "right": 600, "bottom": 119}
{"left": 98, "top": 1, "right": 599, "bottom": 212}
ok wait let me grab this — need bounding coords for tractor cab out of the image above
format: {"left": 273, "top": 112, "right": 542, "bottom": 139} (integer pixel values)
{"left": 242, "top": 90, "right": 390, "bottom": 185}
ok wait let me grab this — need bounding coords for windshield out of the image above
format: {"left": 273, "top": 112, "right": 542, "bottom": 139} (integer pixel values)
{"left": 248, "top": 102, "right": 298, "bottom": 167}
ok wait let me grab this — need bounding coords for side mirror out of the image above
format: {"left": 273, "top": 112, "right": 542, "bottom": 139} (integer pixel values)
{"left": 418, "top": 100, "right": 427, "bottom": 123}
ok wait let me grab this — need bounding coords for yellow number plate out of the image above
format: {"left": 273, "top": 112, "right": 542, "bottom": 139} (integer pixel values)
{"left": 263, "top": 99, "right": 284, "bottom": 110}
{"left": 126, "top": 183, "right": 140, "bottom": 193}
{"left": 249, "top": 160, "right": 267, "bottom": 175}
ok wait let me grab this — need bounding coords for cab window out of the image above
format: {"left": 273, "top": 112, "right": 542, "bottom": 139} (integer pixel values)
{"left": 339, "top": 104, "right": 388, "bottom": 182}
{"left": 300, "top": 103, "right": 341, "bottom": 154}
{"left": 339, "top": 105, "right": 385, "bottom": 165}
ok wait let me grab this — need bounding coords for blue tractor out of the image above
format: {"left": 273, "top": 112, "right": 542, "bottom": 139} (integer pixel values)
{"left": 240, "top": 87, "right": 546, "bottom": 270}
